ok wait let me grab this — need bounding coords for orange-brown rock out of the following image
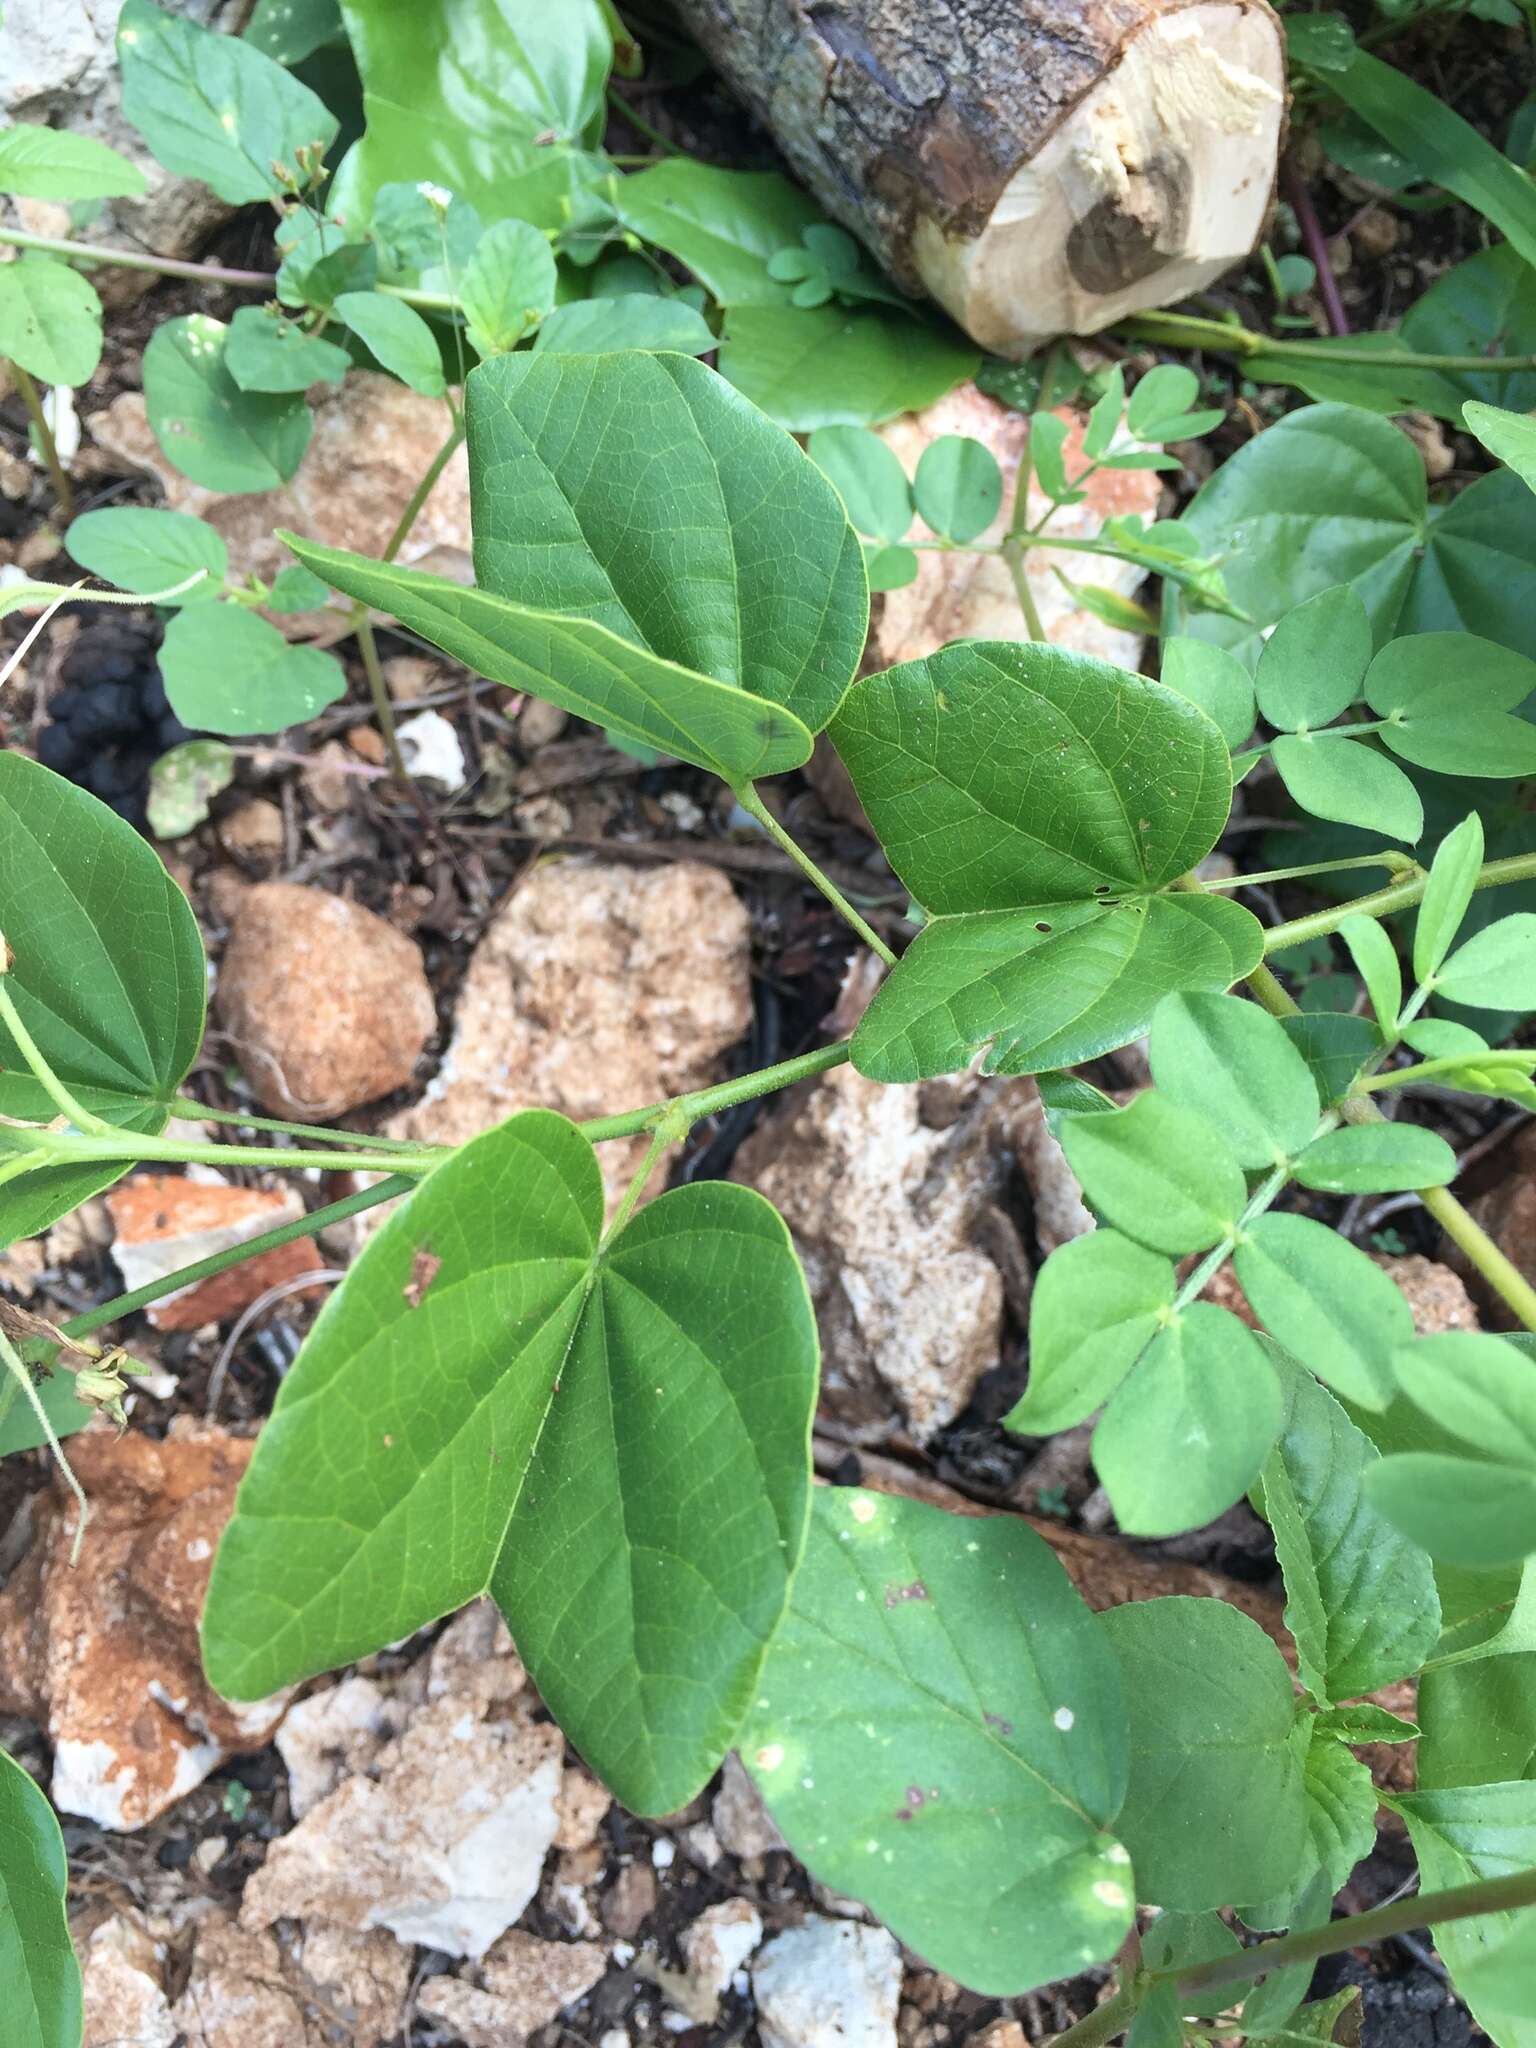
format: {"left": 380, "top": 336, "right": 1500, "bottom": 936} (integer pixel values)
{"left": 0, "top": 1424, "right": 288, "bottom": 1830}
{"left": 215, "top": 883, "right": 437, "bottom": 1119}
{"left": 106, "top": 1174, "right": 324, "bottom": 1331}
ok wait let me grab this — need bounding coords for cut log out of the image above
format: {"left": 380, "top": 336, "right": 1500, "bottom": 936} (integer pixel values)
{"left": 669, "top": 0, "right": 1286, "bottom": 355}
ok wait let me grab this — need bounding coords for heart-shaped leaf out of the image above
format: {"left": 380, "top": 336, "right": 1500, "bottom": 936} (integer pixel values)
{"left": 832, "top": 641, "right": 1259, "bottom": 1080}
{"left": 468, "top": 349, "right": 866, "bottom": 738}
{"left": 203, "top": 1110, "right": 818, "bottom": 1815}
{"left": 144, "top": 315, "right": 312, "bottom": 493}
{"left": 0, "top": 256, "right": 102, "bottom": 386}
{"left": 741, "top": 1488, "right": 1133, "bottom": 1994}
{"left": 159, "top": 606, "right": 345, "bottom": 736}
{"left": 0, "top": 756, "right": 206, "bottom": 1244}
{"left": 0, "top": 1747, "right": 80, "bottom": 2048}
{"left": 66, "top": 506, "right": 226, "bottom": 603}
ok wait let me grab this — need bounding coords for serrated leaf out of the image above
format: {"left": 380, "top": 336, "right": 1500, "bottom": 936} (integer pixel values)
{"left": 1366, "top": 634, "right": 1536, "bottom": 777}
{"left": 1271, "top": 734, "right": 1423, "bottom": 844}
{"left": 1094, "top": 1304, "right": 1283, "bottom": 1537}
{"left": 1435, "top": 916, "right": 1536, "bottom": 1010}
{"left": 203, "top": 1111, "right": 817, "bottom": 1815}
{"left": 66, "top": 506, "right": 226, "bottom": 603}
{"left": 0, "top": 124, "right": 146, "bottom": 199}
{"left": 532, "top": 297, "right": 715, "bottom": 358}
{"left": 0, "top": 1748, "right": 80, "bottom": 2048}
{"left": 1415, "top": 814, "right": 1486, "bottom": 985}
{"left": 1149, "top": 991, "right": 1320, "bottom": 1168}
{"left": 1006, "top": 1230, "right": 1174, "bottom": 1437}
{"left": 808, "top": 425, "right": 913, "bottom": 543}
{"left": 1260, "top": 1350, "right": 1440, "bottom": 1701}
{"left": 0, "top": 756, "right": 206, "bottom": 1245}
{"left": 470, "top": 349, "right": 866, "bottom": 739}
{"left": 1233, "top": 1214, "right": 1409, "bottom": 1410}
{"left": 1061, "top": 1094, "right": 1246, "bottom": 1255}
{"left": 1397, "top": 1782, "right": 1536, "bottom": 2048}
{"left": 333, "top": 291, "right": 445, "bottom": 397}
{"left": 118, "top": 0, "right": 337, "bottom": 202}
{"left": 1292, "top": 1122, "right": 1456, "bottom": 1194}
{"left": 159, "top": 605, "right": 344, "bottom": 736}
{"left": 1313, "top": 1703, "right": 1419, "bottom": 1743}
{"left": 1160, "top": 638, "right": 1256, "bottom": 750}
{"left": 1098, "top": 1597, "right": 1309, "bottom": 1910}
{"left": 224, "top": 305, "right": 351, "bottom": 392}
{"left": 1298, "top": 1737, "right": 1378, "bottom": 1893}
{"left": 0, "top": 255, "right": 101, "bottom": 386}
{"left": 282, "top": 534, "right": 814, "bottom": 782}
{"left": 144, "top": 314, "right": 311, "bottom": 492}
{"left": 458, "top": 219, "right": 557, "bottom": 356}
{"left": 913, "top": 434, "right": 1003, "bottom": 543}
{"left": 740, "top": 1489, "right": 1133, "bottom": 1996}
{"left": 1255, "top": 587, "right": 1372, "bottom": 731}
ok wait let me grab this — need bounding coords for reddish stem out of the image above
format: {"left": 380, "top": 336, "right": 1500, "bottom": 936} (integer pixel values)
{"left": 1284, "top": 159, "right": 1351, "bottom": 338}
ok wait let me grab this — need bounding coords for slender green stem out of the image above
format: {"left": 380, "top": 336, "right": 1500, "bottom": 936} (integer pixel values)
{"left": 736, "top": 784, "right": 898, "bottom": 965}
{"left": 1263, "top": 851, "right": 1536, "bottom": 954}
{"left": 1002, "top": 541, "right": 1049, "bottom": 643}
{"left": 1356, "top": 1052, "right": 1535, "bottom": 1092}
{"left": 38, "top": 1126, "right": 439, "bottom": 1178}
{"left": 1116, "top": 308, "right": 1536, "bottom": 375}
{"left": 1168, "top": 1866, "right": 1536, "bottom": 1998}
{"left": 578, "top": 1039, "right": 853, "bottom": 1143}
{"left": 1044, "top": 1980, "right": 1140, "bottom": 2048}
{"left": 58, "top": 1175, "right": 417, "bottom": 1342}
{"left": 600, "top": 1125, "right": 680, "bottom": 1251}
{"left": 173, "top": 1095, "right": 446, "bottom": 1154}
{"left": 383, "top": 419, "right": 466, "bottom": 564}
{"left": 0, "top": 980, "right": 113, "bottom": 1135}
{"left": 354, "top": 611, "right": 411, "bottom": 784}
{"left": 1202, "top": 853, "right": 1414, "bottom": 891}
{"left": 12, "top": 363, "right": 73, "bottom": 521}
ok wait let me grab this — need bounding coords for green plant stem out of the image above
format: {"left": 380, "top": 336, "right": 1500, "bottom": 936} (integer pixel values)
{"left": 600, "top": 1125, "right": 679, "bottom": 1251}
{"left": 173, "top": 1095, "right": 445, "bottom": 1154}
{"left": 58, "top": 1175, "right": 417, "bottom": 1342}
{"left": 383, "top": 419, "right": 466, "bottom": 563}
{"left": 22, "top": 1124, "right": 439, "bottom": 1179}
{"left": 736, "top": 784, "right": 898, "bottom": 965}
{"left": 578, "top": 1038, "right": 853, "bottom": 1143}
{"left": 353, "top": 611, "right": 411, "bottom": 783}
{"left": 1001, "top": 540, "right": 1049, "bottom": 642}
{"left": 1168, "top": 1865, "right": 1536, "bottom": 1998}
{"left": 0, "top": 981, "right": 113, "bottom": 1135}
{"left": 1117, "top": 307, "right": 1536, "bottom": 375}
{"left": 1356, "top": 1052, "right": 1535, "bottom": 1092}
{"left": 1202, "top": 852, "right": 1414, "bottom": 891}
{"left": 12, "top": 363, "right": 73, "bottom": 521}
{"left": 1263, "top": 851, "right": 1536, "bottom": 954}
{"left": 1044, "top": 1980, "right": 1140, "bottom": 2048}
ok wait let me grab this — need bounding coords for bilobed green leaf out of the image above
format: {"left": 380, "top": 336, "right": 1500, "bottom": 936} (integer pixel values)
{"left": 144, "top": 314, "right": 311, "bottom": 492}
{"left": 118, "top": 0, "right": 338, "bottom": 202}
{"left": 1397, "top": 1782, "right": 1536, "bottom": 2048}
{"left": 66, "top": 506, "right": 226, "bottom": 603}
{"left": 470, "top": 349, "right": 865, "bottom": 740}
{"left": 913, "top": 435, "right": 1003, "bottom": 543}
{"left": 1061, "top": 1094, "right": 1246, "bottom": 1256}
{"left": 1149, "top": 991, "right": 1320, "bottom": 1168}
{"left": 1366, "top": 634, "right": 1536, "bottom": 777}
{"left": 458, "top": 219, "right": 557, "bottom": 356}
{"left": 617, "top": 162, "right": 822, "bottom": 307}
{"left": 1271, "top": 734, "right": 1423, "bottom": 844}
{"left": 224, "top": 305, "right": 351, "bottom": 392}
{"left": 1339, "top": 911, "right": 1402, "bottom": 1035}
{"left": 1466, "top": 399, "right": 1536, "bottom": 492}
{"left": 1005, "top": 1230, "right": 1175, "bottom": 1436}
{"left": 0, "top": 756, "right": 206, "bottom": 1243}
{"left": 719, "top": 303, "right": 978, "bottom": 430}
{"left": 740, "top": 1489, "right": 1133, "bottom": 1996}
{"left": 808, "top": 426, "right": 913, "bottom": 543}
{"left": 1098, "top": 1598, "right": 1309, "bottom": 1911}
{"left": 1415, "top": 813, "right": 1486, "bottom": 985}
{"left": 1434, "top": 915, "right": 1536, "bottom": 1010}
{"left": 159, "top": 606, "right": 344, "bottom": 736}
{"left": 1260, "top": 1350, "right": 1440, "bottom": 1701}
{"left": 0, "top": 124, "right": 147, "bottom": 199}
{"left": 1233, "top": 1213, "right": 1409, "bottom": 1410}
{"left": 0, "top": 1748, "right": 80, "bottom": 2048}
{"left": 1160, "top": 638, "right": 1256, "bottom": 750}
{"left": 533, "top": 297, "right": 715, "bottom": 357}
{"left": 1093, "top": 1304, "right": 1283, "bottom": 1537}
{"left": 282, "top": 534, "right": 814, "bottom": 783}
{"left": 1292, "top": 1122, "right": 1456, "bottom": 1194}
{"left": 333, "top": 290, "right": 445, "bottom": 396}
{"left": 0, "top": 256, "right": 101, "bottom": 385}
{"left": 204, "top": 1111, "right": 818, "bottom": 1816}
{"left": 1255, "top": 587, "right": 1372, "bottom": 731}
{"left": 331, "top": 0, "right": 611, "bottom": 223}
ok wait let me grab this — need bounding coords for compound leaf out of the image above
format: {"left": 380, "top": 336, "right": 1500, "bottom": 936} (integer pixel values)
{"left": 1006, "top": 1231, "right": 1175, "bottom": 1437}
{"left": 1254, "top": 587, "right": 1372, "bottom": 731}
{"left": 1233, "top": 1213, "right": 1410, "bottom": 1410}
{"left": 1365, "top": 634, "right": 1536, "bottom": 778}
